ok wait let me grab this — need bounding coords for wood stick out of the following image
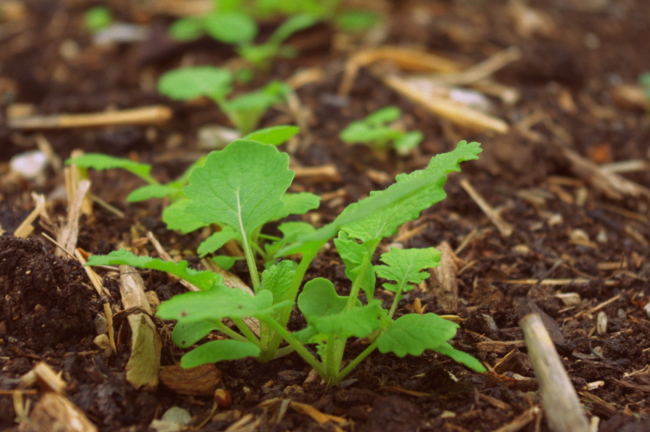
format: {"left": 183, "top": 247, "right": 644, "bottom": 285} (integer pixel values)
{"left": 292, "top": 164, "right": 341, "bottom": 183}
{"left": 519, "top": 314, "right": 590, "bottom": 432}
{"left": 58, "top": 179, "right": 90, "bottom": 257}
{"left": 429, "top": 241, "right": 459, "bottom": 312}
{"left": 428, "top": 46, "right": 522, "bottom": 87}
{"left": 8, "top": 105, "right": 172, "bottom": 129}
{"left": 492, "top": 406, "right": 540, "bottom": 432}
{"left": 382, "top": 73, "right": 509, "bottom": 133}
{"left": 460, "top": 179, "right": 513, "bottom": 237}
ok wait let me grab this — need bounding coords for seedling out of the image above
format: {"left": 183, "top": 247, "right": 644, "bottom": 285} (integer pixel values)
{"left": 640, "top": 73, "right": 650, "bottom": 103}
{"left": 86, "top": 139, "right": 485, "bottom": 384}
{"left": 84, "top": 6, "right": 113, "bottom": 33}
{"left": 340, "top": 106, "right": 424, "bottom": 156}
{"left": 158, "top": 66, "right": 289, "bottom": 134}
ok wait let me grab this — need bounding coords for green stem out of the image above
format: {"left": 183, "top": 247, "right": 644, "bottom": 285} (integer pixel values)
{"left": 387, "top": 281, "right": 406, "bottom": 319}
{"left": 260, "top": 316, "right": 326, "bottom": 378}
{"left": 239, "top": 232, "right": 260, "bottom": 289}
{"left": 266, "top": 247, "right": 319, "bottom": 357}
{"left": 213, "top": 320, "right": 249, "bottom": 343}
{"left": 231, "top": 317, "right": 260, "bottom": 346}
{"left": 336, "top": 340, "right": 378, "bottom": 384}
{"left": 274, "top": 345, "right": 296, "bottom": 359}
{"left": 250, "top": 241, "right": 267, "bottom": 261}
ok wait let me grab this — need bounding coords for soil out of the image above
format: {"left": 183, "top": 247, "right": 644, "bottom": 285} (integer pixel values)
{"left": 2, "top": 0, "right": 650, "bottom": 431}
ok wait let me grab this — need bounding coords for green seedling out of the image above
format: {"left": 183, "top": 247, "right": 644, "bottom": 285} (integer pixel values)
{"left": 86, "top": 139, "right": 485, "bottom": 384}
{"left": 158, "top": 66, "right": 289, "bottom": 134}
{"left": 84, "top": 6, "right": 113, "bottom": 33}
{"left": 640, "top": 73, "right": 650, "bottom": 103}
{"left": 340, "top": 106, "right": 424, "bottom": 156}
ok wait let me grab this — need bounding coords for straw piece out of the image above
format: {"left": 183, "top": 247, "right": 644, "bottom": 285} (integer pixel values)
{"left": 460, "top": 179, "right": 513, "bottom": 237}
{"left": 519, "top": 314, "right": 590, "bottom": 432}
{"left": 14, "top": 193, "right": 46, "bottom": 238}
{"left": 429, "top": 241, "right": 459, "bottom": 312}
{"left": 8, "top": 105, "right": 172, "bottom": 129}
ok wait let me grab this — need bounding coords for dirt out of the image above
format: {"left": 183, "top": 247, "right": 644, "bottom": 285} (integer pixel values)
{"left": 2, "top": 0, "right": 650, "bottom": 431}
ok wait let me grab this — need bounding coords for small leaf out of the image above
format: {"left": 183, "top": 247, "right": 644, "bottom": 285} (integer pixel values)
{"left": 85, "top": 7, "right": 112, "bottom": 33}
{"left": 212, "top": 255, "right": 237, "bottom": 271}
{"left": 273, "top": 193, "right": 320, "bottom": 220}
{"left": 394, "top": 131, "right": 424, "bottom": 156}
{"left": 310, "top": 301, "right": 383, "bottom": 338}
{"left": 268, "top": 14, "right": 318, "bottom": 45}
{"left": 162, "top": 200, "right": 208, "bottom": 234}
{"left": 158, "top": 66, "right": 232, "bottom": 101}
{"left": 375, "top": 247, "right": 440, "bottom": 293}
{"left": 66, "top": 153, "right": 155, "bottom": 184}
{"left": 127, "top": 184, "right": 180, "bottom": 202}
{"left": 181, "top": 340, "right": 260, "bottom": 368}
{"left": 242, "top": 125, "right": 300, "bottom": 145}
{"left": 377, "top": 313, "right": 458, "bottom": 357}
{"left": 184, "top": 140, "right": 294, "bottom": 237}
{"left": 333, "top": 232, "right": 376, "bottom": 298}
{"left": 264, "top": 222, "right": 315, "bottom": 261}
{"left": 435, "top": 342, "right": 487, "bottom": 373}
{"left": 259, "top": 260, "right": 296, "bottom": 304}
{"left": 157, "top": 287, "right": 292, "bottom": 322}
{"left": 169, "top": 17, "right": 204, "bottom": 41}
{"left": 197, "top": 227, "right": 238, "bottom": 257}
{"left": 335, "top": 10, "right": 378, "bottom": 33}
{"left": 365, "top": 106, "right": 401, "bottom": 126}
{"left": 86, "top": 249, "right": 221, "bottom": 291}
{"left": 203, "top": 11, "right": 257, "bottom": 44}
{"left": 298, "top": 278, "right": 349, "bottom": 319}
{"left": 172, "top": 321, "right": 218, "bottom": 348}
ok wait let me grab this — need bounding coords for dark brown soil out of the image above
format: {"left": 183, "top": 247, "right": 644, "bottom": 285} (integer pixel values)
{"left": 2, "top": 0, "right": 650, "bottom": 431}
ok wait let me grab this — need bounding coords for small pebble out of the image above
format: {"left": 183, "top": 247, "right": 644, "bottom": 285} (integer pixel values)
{"left": 10, "top": 150, "right": 47, "bottom": 180}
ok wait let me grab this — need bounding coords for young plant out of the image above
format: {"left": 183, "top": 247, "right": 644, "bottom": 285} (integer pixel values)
{"left": 86, "top": 140, "right": 485, "bottom": 384}
{"left": 84, "top": 6, "right": 113, "bottom": 33}
{"left": 158, "top": 66, "right": 289, "bottom": 134}
{"left": 340, "top": 106, "right": 424, "bottom": 156}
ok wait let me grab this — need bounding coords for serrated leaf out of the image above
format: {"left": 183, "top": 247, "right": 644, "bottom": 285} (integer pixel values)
{"left": 333, "top": 232, "right": 375, "bottom": 298}
{"left": 66, "top": 153, "right": 155, "bottom": 184}
{"left": 183, "top": 140, "right": 294, "bottom": 238}
{"left": 242, "top": 125, "right": 300, "bottom": 145}
{"left": 158, "top": 66, "right": 232, "bottom": 101}
{"left": 259, "top": 260, "right": 296, "bottom": 303}
{"left": 162, "top": 199, "right": 208, "bottom": 234}
{"left": 273, "top": 193, "right": 320, "bottom": 220}
{"left": 365, "top": 106, "right": 401, "bottom": 125}
{"left": 157, "top": 287, "right": 292, "bottom": 322}
{"left": 377, "top": 313, "right": 459, "bottom": 357}
{"left": 204, "top": 12, "right": 257, "bottom": 44}
{"left": 310, "top": 301, "right": 383, "bottom": 338}
{"left": 172, "top": 321, "right": 218, "bottom": 348}
{"left": 181, "top": 340, "right": 260, "bottom": 368}
{"left": 298, "top": 278, "right": 349, "bottom": 319}
{"left": 279, "top": 141, "right": 481, "bottom": 256}
{"left": 435, "top": 342, "right": 486, "bottom": 373}
{"left": 197, "top": 227, "right": 238, "bottom": 257}
{"left": 375, "top": 247, "right": 440, "bottom": 293}
{"left": 127, "top": 184, "right": 181, "bottom": 202}
{"left": 86, "top": 249, "right": 221, "bottom": 291}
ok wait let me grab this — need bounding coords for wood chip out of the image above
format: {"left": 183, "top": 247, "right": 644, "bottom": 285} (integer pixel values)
{"left": 57, "top": 178, "right": 90, "bottom": 257}
{"left": 491, "top": 406, "right": 540, "bottom": 432}
{"left": 479, "top": 393, "right": 513, "bottom": 411}
{"left": 460, "top": 179, "right": 513, "bottom": 237}
{"left": 519, "top": 314, "right": 590, "bottom": 432}
{"left": 14, "top": 193, "right": 46, "bottom": 238}
{"left": 429, "top": 241, "right": 459, "bottom": 312}
{"left": 18, "top": 392, "right": 97, "bottom": 432}
{"left": 159, "top": 364, "right": 221, "bottom": 396}
{"left": 32, "top": 362, "right": 66, "bottom": 394}
{"left": 292, "top": 164, "right": 341, "bottom": 183}
{"left": 476, "top": 340, "right": 527, "bottom": 354}
{"left": 8, "top": 105, "right": 173, "bottom": 129}
{"left": 290, "top": 401, "right": 347, "bottom": 425}
{"left": 119, "top": 266, "right": 162, "bottom": 390}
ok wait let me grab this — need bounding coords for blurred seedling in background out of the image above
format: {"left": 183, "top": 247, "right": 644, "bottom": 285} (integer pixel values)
{"left": 340, "top": 106, "right": 424, "bottom": 157}
{"left": 640, "top": 73, "right": 650, "bottom": 103}
{"left": 84, "top": 6, "right": 113, "bottom": 33}
{"left": 158, "top": 66, "right": 289, "bottom": 134}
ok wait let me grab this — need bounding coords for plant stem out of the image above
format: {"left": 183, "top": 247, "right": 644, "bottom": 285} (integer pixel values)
{"left": 273, "top": 345, "right": 295, "bottom": 359}
{"left": 387, "top": 281, "right": 406, "bottom": 319}
{"left": 260, "top": 316, "right": 326, "bottom": 378}
{"left": 213, "top": 320, "right": 249, "bottom": 343}
{"left": 336, "top": 340, "right": 378, "bottom": 384}
{"left": 231, "top": 317, "right": 260, "bottom": 346}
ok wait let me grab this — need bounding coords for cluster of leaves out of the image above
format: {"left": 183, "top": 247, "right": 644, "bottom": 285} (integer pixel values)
{"left": 158, "top": 66, "right": 290, "bottom": 134}
{"left": 170, "top": 0, "right": 378, "bottom": 69}
{"left": 85, "top": 138, "right": 485, "bottom": 384}
{"left": 340, "top": 106, "right": 424, "bottom": 156}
